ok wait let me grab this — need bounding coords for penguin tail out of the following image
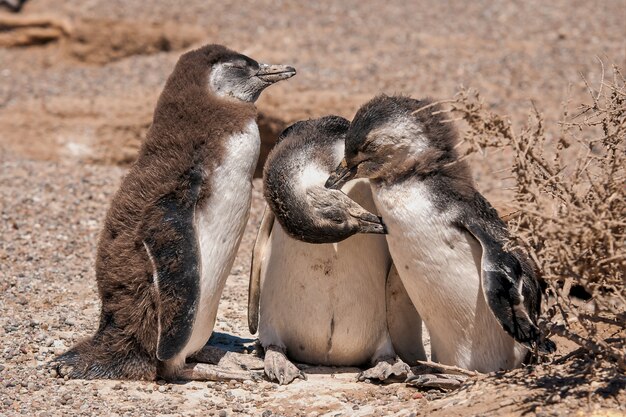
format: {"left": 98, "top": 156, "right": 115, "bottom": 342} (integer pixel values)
{"left": 51, "top": 331, "right": 157, "bottom": 381}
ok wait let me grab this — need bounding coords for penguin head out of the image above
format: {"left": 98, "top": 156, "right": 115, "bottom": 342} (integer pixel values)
{"left": 264, "top": 116, "right": 387, "bottom": 244}
{"left": 177, "top": 45, "right": 296, "bottom": 103}
{"left": 173, "top": 44, "right": 295, "bottom": 103}
{"left": 325, "top": 95, "right": 460, "bottom": 188}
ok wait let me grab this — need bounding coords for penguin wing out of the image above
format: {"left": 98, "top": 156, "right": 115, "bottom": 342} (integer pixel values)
{"left": 385, "top": 263, "right": 426, "bottom": 364}
{"left": 141, "top": 176, "right": 202, "bottom": 361}
{"left": 458, "top": 208, "right": 541, "bottom": 350}
{"left": 248, "top": 206, "right": 275, "bottom": 334}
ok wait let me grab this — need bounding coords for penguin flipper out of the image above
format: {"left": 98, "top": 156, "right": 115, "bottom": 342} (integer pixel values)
{"left": 248, "top": 206, "right": 275, "bottom": 334}
{"left": 385, "top": 263, "right": 426, "bottom": 364}
{"left": 462, "top": 221, "right": 541, "bottom": 349}
{"left": 142, "top": 185, "right": 202, "bottom": 362}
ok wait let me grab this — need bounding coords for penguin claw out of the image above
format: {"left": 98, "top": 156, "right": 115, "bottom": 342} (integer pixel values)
{"left": 405, "top": 373, "right": 468, "bottom": 391}
{"left": 358, "top": 358, "right": 410, "bottom": 383}
{"left": 263, "top": 347, "right": 306, "bottom": 385}
{"left": 179, "top": 363, "right": 257, "bottom": 382}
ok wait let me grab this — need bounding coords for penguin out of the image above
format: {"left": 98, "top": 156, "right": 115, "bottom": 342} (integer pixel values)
{"left": 53, "top": 44, "right": 295, "bottom": 381}
{"left": 325, "top": 95, "right": 555, "bottom": 374}
{"left": 248, "top": 116, "right": 426, "bottom": 384}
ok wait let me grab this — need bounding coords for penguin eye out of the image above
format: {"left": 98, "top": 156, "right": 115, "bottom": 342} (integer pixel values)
{"left": 227, "top": 62, "right": 247, "bottom": 70}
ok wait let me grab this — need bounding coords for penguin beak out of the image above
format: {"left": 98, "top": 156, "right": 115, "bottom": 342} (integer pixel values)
{"left": 255, "top": 64, "right": 296, "bottom": 84}
{"left": 325, "top": 159, "right": 357, "bottom": 189}
{"left": 355, "top": 212, "right": 387, "bottom": 235}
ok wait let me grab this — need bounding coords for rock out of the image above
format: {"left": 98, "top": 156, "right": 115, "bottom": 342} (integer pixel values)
{"left": 499, "top": 398, "right": 515, "bottom": 407}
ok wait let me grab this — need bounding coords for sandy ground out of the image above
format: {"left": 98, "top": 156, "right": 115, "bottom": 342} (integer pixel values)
{"left": 1, "top": 0, "right": 625, "bottom": 416}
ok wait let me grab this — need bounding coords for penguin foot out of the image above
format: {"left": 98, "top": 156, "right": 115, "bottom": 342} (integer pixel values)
{"left": 190, "top": 346, "right": 264, "bottom": 371}
{"left": 405, "top": 373, "right": 467, "bottom": 391}
{"left": 219, "top": 351, "right": 265, "bottom": 371}
{"left": 358, "top": 357, "right": 410, "bottom": 383}
{"left": 53, "top": 360, "right": 76, "bottom": 379}
{"left": 264, "top": 346, "right": 307, "bottom": 385}
{"left": 405, "top": 361, "right": 478, "bottom": 391}
{"left": 179, "top": 363, "right": 262, "bottom": 382}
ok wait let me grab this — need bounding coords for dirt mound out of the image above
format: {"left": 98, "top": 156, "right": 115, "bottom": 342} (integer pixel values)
{"left": 0, "top": 14, "right": 206, "bottom": 64}
{"left": 67, "top": 19, "right": 206, "bottom": 65}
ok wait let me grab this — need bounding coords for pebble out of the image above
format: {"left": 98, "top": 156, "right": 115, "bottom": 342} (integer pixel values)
{"left": 548, "top": 394, "right": 561, "bottom": 404}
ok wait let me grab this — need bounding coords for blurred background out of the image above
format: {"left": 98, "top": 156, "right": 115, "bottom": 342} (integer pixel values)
{"left": 1, "top": 0, "right": 624, "bottom": 178}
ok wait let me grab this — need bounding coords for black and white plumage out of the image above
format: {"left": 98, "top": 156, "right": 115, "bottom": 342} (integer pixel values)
{"left": 249, "top": 116, "right": 425, "bottom": 384}
{"left": 326, "top": 95, "right": 554, "bottom": 372}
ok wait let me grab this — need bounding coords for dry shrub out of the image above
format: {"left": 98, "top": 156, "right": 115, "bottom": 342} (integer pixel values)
{"left": 442, "top": 63, "right": 625, "bottom": 372}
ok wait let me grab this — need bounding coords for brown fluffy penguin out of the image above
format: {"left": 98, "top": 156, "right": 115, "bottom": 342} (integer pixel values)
{"left": 53, "top": 44, "right": 295, "bottom": 381}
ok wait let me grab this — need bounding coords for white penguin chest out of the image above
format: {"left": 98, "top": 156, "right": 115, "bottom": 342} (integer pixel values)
{"left": 259, "top": 179, "right": 394, "bottom": 365}
{"left": 183, "top": 119, "right": 261, "bottom": 358}
{"left": 372, "top": 180, "right": 523, "bottom": 371}
{"left": 373, "top": 183, "right": 479, "bottom": 341}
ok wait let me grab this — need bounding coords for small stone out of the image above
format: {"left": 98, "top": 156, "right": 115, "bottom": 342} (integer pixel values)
{"left": 262, "top": 411, "right": 272, "bottom": 417}
{"left": 218, "top": 410, "right": 228, "bottom": 417}
{"left": 500, "top": 398, "right": 515, "bottom": 407}
{"left": 412, "top": 393, "right": 423, "bottom": 400}
{"left": 548, "top": 394, "right": 561, "bottom": 404}
{"left": 158, "top": 386, "right": 166, "bottom": 393}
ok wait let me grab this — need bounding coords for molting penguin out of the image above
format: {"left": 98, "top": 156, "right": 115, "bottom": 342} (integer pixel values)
{"left": 249, "top": 116, "right": 425, "bottom": 384}
{"left": 54, "top": 44, "right": 295, "bottom": 381}
{"left": 326, "top": 95, "right": 555, "bottom": 374}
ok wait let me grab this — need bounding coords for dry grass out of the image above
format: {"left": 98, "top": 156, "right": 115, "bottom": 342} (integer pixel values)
{"left": 440, "top": 63, "right": 625, "bottom": 373}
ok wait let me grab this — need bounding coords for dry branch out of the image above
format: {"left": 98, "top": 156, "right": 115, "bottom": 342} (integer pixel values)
{"left": 443, "top": 62, "right": 625, "bottom": 372}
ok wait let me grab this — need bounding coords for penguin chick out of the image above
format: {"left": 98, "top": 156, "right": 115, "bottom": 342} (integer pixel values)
{"left": 248, "top": 116, "right": 425, "bottom": 384}
{"left": 264, "top": 116, "right": 386, "bottom": 244}
{"left": 53, "top": 44, "right": 295, "bottom": 381}
{"left": 326, "top": 95, "right": 555, "bottom": 373}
